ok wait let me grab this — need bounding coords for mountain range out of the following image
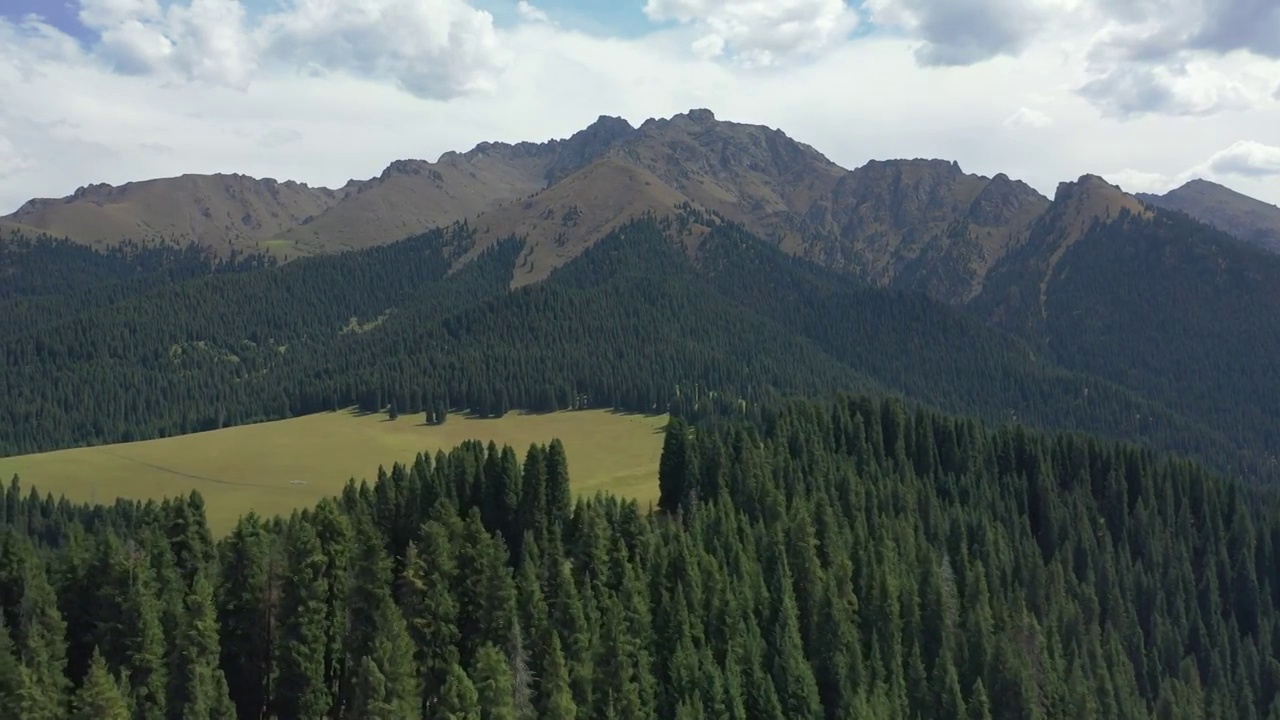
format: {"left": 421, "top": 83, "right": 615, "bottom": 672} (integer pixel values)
{"left": 5, "top": 108, "right": 1280, "bottom": 487}
{"left": 8, "top": 109, "right": 1276, "bottom": 305}
{"left": 5, "top": 109, "right": 1280, "bottom": 720}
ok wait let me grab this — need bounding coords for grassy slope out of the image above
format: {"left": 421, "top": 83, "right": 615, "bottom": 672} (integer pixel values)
{"left": 0, "top": 408, "right": 667, "bottom": 534}
{"left": 4, "top": 174, "right": 341, "bottom": 254}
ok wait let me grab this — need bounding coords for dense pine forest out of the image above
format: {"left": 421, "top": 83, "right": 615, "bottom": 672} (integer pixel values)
{"left": 3, "top": 209, "right": 1280, "bottom": 487}
{"left": 2, "top": 395, "right": 1278, "bottom": 719}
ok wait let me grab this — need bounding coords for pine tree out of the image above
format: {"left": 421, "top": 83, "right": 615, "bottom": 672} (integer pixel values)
{"left": 216, "top": 513, "right": 273, "bottom": 720}
{"left": 0, "top": 533, "right": 70, "bottom": 718}
{"left": 163, "top": 492, "right": 216, "bottom": 588}
{"left": 168, "top": 572, "right": 236, "bottom": 720}
{"left": 967, "top": 677, "right": 993, "bottom": 720}
{"left": 72, "top": 649, "right": 131, "bottom": 720}
{"left": 471, "top": 643, "right": 517, "bottom": 720}
{"left": 766, "top": 557, "right": 822, "bottom": 720}
{"left": 544, "top": 440, "right": 571, "bottom": 532}
{"left": 0, "top": 615, "right": 23, "bottom": 712}
{"left": 345, "top": 519, "right": 420, "bottom": 719}
{"left": 311, "top": 501, "right": 352, "bottom": 716}
{"left": 540, "top": 632, "right": 578, "bottom": 720}
{"left": 347, "top": 601, "right": 420, "bottom": 720}
{"left": 455, "top": 511, "right": 517, "bottom": 668}
{"left": 517, "top": 444, "right": 548, "bottom": 558}
{"left": 85, "top": 536, "right": 167, "bottom": 720}
{"left": 433, "top": 663, "right": 481, "bottom": 720}
{"left": 274, "top": 519, "right": 331, "bottom": 720}
{"left": 400, "top": 523, "right": 462, "bottom": 714}
{"left": 657, "top": 419, "right": 690, "bottom": 513}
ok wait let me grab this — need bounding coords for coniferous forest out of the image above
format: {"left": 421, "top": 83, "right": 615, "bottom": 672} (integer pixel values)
{"left": 2, "top": 395, "right": 1278, "bottom": 718}
{"left": 4, "top": 204, "right": 1280, "bottom": 719}
{"left": 5, "top": 209, "right": 1280, "bottom": 485}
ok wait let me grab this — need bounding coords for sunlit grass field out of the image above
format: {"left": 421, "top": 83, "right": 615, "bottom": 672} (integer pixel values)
{"left": 0, "top": 409, "right": 668, "bottom": 534}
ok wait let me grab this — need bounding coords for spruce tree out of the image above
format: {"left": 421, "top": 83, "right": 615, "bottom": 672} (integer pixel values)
{"left": 168, "top": 572, "right": 236, "bottom": 720}
{"left": 967, "top": 678, "right": 993, "bottom": 720}
{"left": 0, "top": 615, "right": 22, "bottom": 712}
{"left": 347, "top": 600, "right": 420, "bottom": 720}
{"left": 216, "top": 514, "right": 273, "bottom": 720}
{"left": 274, "top": 519, "right": 331, "bottom": 720}
{"left": 400, "top": 523, "right": 462, "bottom": 713}
{"left": 311, "top": 501, "right": 352, "bottom": 716}
{"left": 0, "top": 533, "right": 70, "bottom": 718}
{"left": 470, "top": 643, "right": 517, "bottom": 720}
{"left": 517, "top": 444, "right": 548, "bottom": 557}
{"left": 345, "top": 519, "right": 419, "bottom": 719}
{"left": 83, "top": 536, "right": 166, "bottom": 720}
{"left": 766, "top": 557, "right": 822, "bottom": 720}
{"left": 657, "top": 419, "right": 690, "bottom": 513}
{"left": 455, "top": 511, "right": 516, "bottom": 668}
{"left": 72, "top": 649, "right": 131, "bottom": 720}
{"left": 433, "top": 663, "right": 481, "bottom": 720}
{"left": 540, "top": 632, "right": 578, "bottom": 720}
{"left": 544, "top": 439, "right": 571, "bottom": 532}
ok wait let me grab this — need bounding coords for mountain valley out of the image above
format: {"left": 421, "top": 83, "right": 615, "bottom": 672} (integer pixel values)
{"left": 4, "top": 108, "right": 1280, "bottom": 720}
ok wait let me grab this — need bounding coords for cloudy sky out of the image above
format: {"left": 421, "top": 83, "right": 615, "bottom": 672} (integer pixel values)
{"left": 1, "top": 0, "right": 1278, "bottom": 214}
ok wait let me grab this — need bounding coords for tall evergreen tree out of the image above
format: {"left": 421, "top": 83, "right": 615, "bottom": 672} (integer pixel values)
{"left": 470, "top": 643, "right": 517, "bottom": 720}
{"left": 345, "top": 518, "right": 419, "bottom": 720}
{"left": 0, "top": 534, "right": 70, "bottom": 719}
{"left": 274, "top": 519, "right": 331, "bottom": 720}
{"left": 216, "top": 513, "right": 274, "bottom": 720}
{"left": 168, "top": 572, "right": 236, "bottom": 720}
{"left": 72, "top": 649, "right": 132, "bottom": 720}
{"left": 433, "top": 663, "right": 481, "bottom": 720}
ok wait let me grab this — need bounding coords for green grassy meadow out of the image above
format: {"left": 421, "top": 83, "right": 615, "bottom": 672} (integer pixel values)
{"left": 0, "top": 409, "right": 668, "bottom": 534}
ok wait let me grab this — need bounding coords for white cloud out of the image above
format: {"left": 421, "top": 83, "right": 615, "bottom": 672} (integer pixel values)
{"left": 643, "top": 0, "right": 859, "bottom": 67}
{"left": 861, "top": 0, "right": 1280, "bottom": 118}
{"left": 1077, "top": 60, "right": 1261, "bottom": 118}
{"left": 71, "top": 0, "right": 507, "bottom": 99}
{"left": 1104, "top": 140, "right": 1280, "bottom": 198}
{"left": 80, "top": 0, "right": 257, "bottom": 87}
{"left": 865, "top": 0, "right": 1087, "bottom": 66}
{"left": 260, "top": 0, "right": 507, "bottom": 99}
{"left": 1004, "top": 107, "right": 1053, "bottom": 128}
{"left": 1102, "top": 168, "right": 1181, "bottom": 194}
{"left": 0, "top": 133, "right": 31, "bottom": 180}
{"left": 0, "top": 0, "right": 1279, "bottom": 217}
{"left": 1203, "top": 141, "right": 1280, "bottom": 177}
{"left": 516, "top": 1, "right": 551, "bottom": 25}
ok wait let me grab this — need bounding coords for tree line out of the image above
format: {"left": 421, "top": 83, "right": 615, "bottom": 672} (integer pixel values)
{"left": 1, "top": 393, "right": 1277, "bottom": 718}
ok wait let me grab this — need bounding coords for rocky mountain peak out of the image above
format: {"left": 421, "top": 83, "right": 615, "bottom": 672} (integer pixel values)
{"left": 543, "top": 114, "right": 637, "bottom": 183}
{"left": 968, "top": 172, "right": 1049, "bottom": 227}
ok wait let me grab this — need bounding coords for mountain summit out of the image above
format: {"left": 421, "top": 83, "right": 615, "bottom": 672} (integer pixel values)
{"left": 5, "top": 109, "right": 1275, "bottom": 303}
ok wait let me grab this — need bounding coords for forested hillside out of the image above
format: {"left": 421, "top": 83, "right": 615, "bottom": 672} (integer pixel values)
{"left": 975, "top": 207, "right": 1280, "bottom": 474}
{"left": 0, "top": 232, "right": 274, "bottom": 339}
{"left": 1, "top": 209, "right": 1276, "bottom": 487}
{"left": 1, "top": 395, "right": 1277, "bottom": 719}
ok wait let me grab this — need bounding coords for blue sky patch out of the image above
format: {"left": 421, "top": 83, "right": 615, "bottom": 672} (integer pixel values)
{"left": 2, "top": 0, "right": 96, "bottom": 43}
{"left": 480, "top": 0, "right": 656, "bottom": 37}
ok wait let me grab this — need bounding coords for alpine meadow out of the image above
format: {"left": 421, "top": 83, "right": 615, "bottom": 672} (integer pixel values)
{"left": 1, "top": 86, "right": 1280, "bottom": 720}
